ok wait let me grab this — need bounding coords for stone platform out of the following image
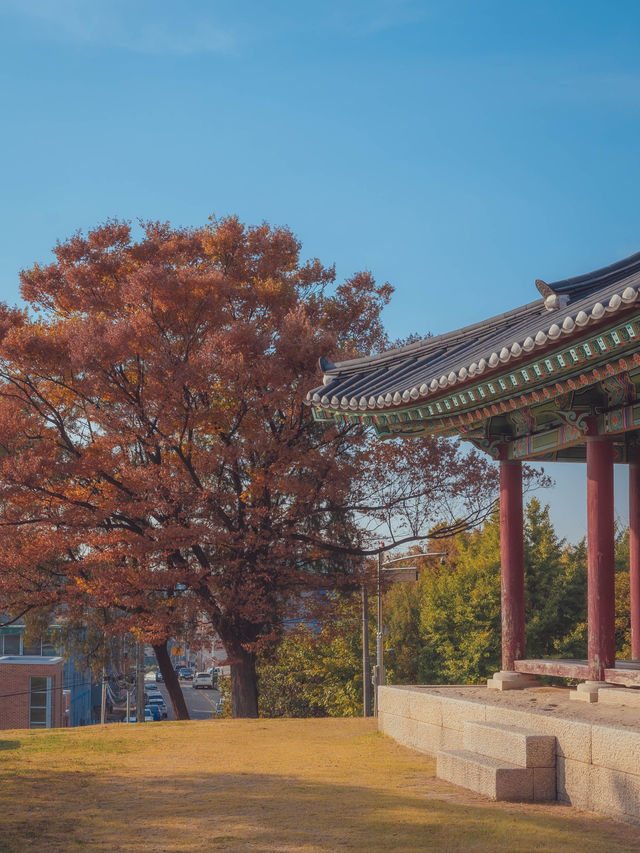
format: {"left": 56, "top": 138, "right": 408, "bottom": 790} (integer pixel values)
{"left": 378, "top": 684, "right": 640, "bottom": 824}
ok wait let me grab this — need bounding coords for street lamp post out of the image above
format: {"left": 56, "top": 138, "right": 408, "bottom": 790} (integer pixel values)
{"left": 136, "top": 641, "right": 145, "bottom": 722}
{"left": 376, "top": 551, "right": 384, "bottom": 697}
{"left": 361, "top": 582, "right": 372, "bottom": 717}
{"left": 373, "top": 548, "right": 447, "bottom": 716}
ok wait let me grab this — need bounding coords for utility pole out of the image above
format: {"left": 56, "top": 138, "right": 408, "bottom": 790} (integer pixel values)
{"left": 136, "top": 642, "right": 145, "bottom": 722}
{"left": 100, "top": 666, "right": 107, "bottom": 725}
{"left": 373, "top": 546, "right": 446, "bottom": 716}
{"left": 374, "top": 550, "right": 385, "bottom": 716}
{"left": 362, "top": 583, "right": 371, "bottom": 717}
{"left": 377, "top": 550, "right": 384, "bottom": 687}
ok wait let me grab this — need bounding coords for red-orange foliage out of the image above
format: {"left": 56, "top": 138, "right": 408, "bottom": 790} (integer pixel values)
{"left": 0, "top": 217, "right": 394, "bottom": 716}
{"left": 0, "top": 216, "right": 517, "bottom": 716}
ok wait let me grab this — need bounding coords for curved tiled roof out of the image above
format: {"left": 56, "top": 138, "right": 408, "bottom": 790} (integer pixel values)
{"left": 306, "top": 251, "right": 640, "bottom": 413}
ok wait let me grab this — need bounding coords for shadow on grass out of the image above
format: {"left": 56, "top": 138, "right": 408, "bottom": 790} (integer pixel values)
{"left": 1, "top": 768, "right": 639, "bottom": 853}
{"left": 0, "top": 740, "right": 20, "bottom": 750}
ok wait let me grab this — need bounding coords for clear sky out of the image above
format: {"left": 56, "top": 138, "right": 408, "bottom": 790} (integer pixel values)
{"left": 1, "top": 0, "right": 639, "bottom": 544}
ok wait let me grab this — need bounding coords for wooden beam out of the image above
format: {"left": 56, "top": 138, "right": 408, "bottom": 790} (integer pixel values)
{"left": 514, "top": 659, "right": 590, "bottom": 679}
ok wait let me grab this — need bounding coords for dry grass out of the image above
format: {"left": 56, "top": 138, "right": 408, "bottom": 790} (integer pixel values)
{"left": 0, "top": 718, "right": 638, "bottom": 852}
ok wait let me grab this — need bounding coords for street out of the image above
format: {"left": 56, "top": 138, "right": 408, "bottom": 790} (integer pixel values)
{"left": 155, "top": 679, "right": 220, "bottom": 721}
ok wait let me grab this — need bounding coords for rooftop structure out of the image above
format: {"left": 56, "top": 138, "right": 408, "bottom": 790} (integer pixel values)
{"left": 306, "top": 250, "right": 640, "bottom": 698}
{"left": 307, "top": 251, "right": 640, "bottom": 463}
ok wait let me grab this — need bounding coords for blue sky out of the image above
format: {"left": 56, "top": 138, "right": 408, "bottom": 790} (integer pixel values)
{"left": 1, "top": 0, "right": 640, "bottom": 543}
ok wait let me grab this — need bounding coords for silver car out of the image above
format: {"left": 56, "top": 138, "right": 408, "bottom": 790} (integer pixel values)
{"left": 192, "top": 672, "right": 214, "bottom": 689}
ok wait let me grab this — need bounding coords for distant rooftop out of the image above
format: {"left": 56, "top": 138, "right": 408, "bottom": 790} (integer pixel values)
{"left": 0, "top": 655, "right": 63, "bottom": 665}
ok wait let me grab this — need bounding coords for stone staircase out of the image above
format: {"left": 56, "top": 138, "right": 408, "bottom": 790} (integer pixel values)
{"left": 436, "top": 720, "right": 556, "bottom": 802}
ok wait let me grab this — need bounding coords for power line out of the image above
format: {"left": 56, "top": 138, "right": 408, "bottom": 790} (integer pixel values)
{"left": 0, "top": 674, "right": 159, "bottom": 701}
{"left": 0, "top": 678, "right": 103, "bottom": 700}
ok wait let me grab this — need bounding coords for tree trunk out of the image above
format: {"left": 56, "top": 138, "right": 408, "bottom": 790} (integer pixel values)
{"left": 230, "top": 646, "right": 259, "bottom": 718}
{"left": 153, "top": 641, "right": 190, "bottom": 720}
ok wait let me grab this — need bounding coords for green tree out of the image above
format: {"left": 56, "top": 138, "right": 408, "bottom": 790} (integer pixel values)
{"left": 546, "top": 538, "right": 588, "bottom": 659}
{"left": 412, "top": 516, "right": 502, "bottom": 684}
{"left": 257, "top": 595, "right": 368, "bottom": 717}
{"left": 384, "top": 580, "right": 423, "bottom": 684}
{"left": 615, "top": 528, "right": 631, "bottom": 657}
{"left": 524, "top": 498, "right": 569, "bottom": 655}
{"left": 385, "top": 501, "right": 596, "bottom": 685}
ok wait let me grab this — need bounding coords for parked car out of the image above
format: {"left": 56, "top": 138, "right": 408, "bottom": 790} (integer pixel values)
{"left": 145, "top": 704, "right": 161, "bottom": 721}
{"left": 192, "top": 672, "right": 215, "bottom": 689}
{"left": 147, "top": 697, "right": 168, "bottom": 718}
{"left": 155, "top": 670, "right": 163, "bottom": 682}
{"left": 126, "top": 712, "right": 153, "bottom": 722}
{"left": 145, "top": 689, "right": 163, "bottom": 702}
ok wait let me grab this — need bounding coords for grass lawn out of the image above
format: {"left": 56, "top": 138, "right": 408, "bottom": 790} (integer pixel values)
{"left": 0, "top": 717, "right": 638, "bottom": 852}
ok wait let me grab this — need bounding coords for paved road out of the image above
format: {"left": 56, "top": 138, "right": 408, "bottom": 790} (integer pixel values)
{"left": 155, "top": 679, "right": 220, "bottom": 721}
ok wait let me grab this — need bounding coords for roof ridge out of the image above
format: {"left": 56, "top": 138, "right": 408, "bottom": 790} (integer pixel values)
{"left": 549, "top": 250, "right": 640, "bottom": 295}
{"left": 308, "top": 249, "right": 640, "bottom": 413}
{"left": 322, "top": 298, "right": 543, "bottom": 377}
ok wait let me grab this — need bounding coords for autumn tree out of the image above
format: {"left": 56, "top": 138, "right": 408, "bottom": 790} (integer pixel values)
{"left": 0, "top": 216, "right": 505, "bottom": 716}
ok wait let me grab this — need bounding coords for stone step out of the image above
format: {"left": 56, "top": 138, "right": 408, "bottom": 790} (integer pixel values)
{"left": 462, "top": 720, "right": 555, "bottom": 768}
{"left": 437, "top": 749, "right": 556, "bottom": 802}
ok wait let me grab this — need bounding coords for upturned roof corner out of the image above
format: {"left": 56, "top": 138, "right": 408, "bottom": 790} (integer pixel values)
{"left": 306, "top": 250, "right": 640, "bottom": 420}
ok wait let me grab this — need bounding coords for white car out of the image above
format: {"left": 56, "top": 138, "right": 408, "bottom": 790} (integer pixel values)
{"left": 192, "top": 672, "right": 215, "bottom": 689}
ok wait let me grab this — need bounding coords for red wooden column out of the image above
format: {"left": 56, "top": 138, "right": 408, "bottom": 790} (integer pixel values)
{"left": 586, "top": 437, "right": 616, "bottom": 681}
{"left": 499, "top": 458, "right": 525, "bottom": 670}
{"left": 630, "top": 448, "right": 640, "bottom": 660}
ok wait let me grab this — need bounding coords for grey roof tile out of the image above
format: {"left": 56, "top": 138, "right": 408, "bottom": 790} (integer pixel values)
{"left": 307, "top": 252, "right": 640, "bottom": 412}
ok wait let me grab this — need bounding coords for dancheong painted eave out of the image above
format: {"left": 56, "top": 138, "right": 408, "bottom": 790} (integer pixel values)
{"left": 305, "top": 250, "right": 640, "bottom": 414}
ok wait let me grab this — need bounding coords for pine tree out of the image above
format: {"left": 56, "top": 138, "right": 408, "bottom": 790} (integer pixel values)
{"left": 524, "top": 498, "right": 568, "bottom": 656}
{"left": 414, "top": 515, "right": 502, "bottom": 684}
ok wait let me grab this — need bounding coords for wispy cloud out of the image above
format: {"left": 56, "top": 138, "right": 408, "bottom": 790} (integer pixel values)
{"left": 362, "top": 0, "right": 432, "bottom": 34}
{"left": 548, "top": 69, "right": 640, "bottom": 106}
{"left": 2, "top": 0, "right": 237, "bottom": 55}
{"left": 327, "top": 0, "right": 432, "bottom": 37}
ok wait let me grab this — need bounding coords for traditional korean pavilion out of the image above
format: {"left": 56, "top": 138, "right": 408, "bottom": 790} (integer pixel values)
{"left": 306, "top": 251, "right": 640, "bottom": 694}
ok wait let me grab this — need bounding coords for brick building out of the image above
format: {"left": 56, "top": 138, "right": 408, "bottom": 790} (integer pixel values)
{"left": 0, "top": 620, "right": 94, "bottom": 726}
{"left": 0, "top": 655, "right": 64, "bottom": 729}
